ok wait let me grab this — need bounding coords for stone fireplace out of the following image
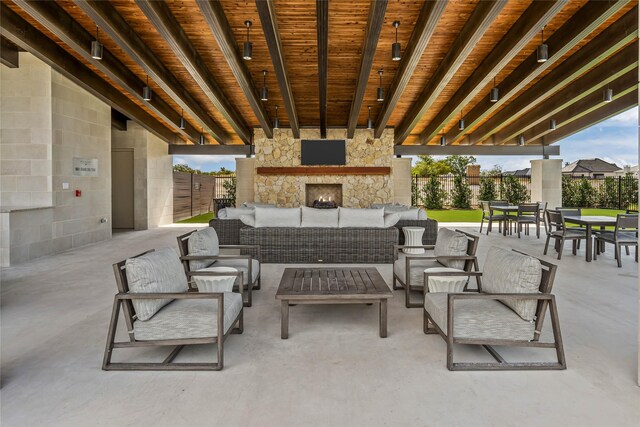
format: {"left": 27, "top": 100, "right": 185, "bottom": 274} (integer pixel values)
{"left": 305, "top": 184, "right": 342, "bottom": 208}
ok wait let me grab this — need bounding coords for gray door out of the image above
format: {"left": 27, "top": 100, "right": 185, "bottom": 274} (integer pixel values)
{"left": 111, "top": 149, "right": 134, "bottom": 229}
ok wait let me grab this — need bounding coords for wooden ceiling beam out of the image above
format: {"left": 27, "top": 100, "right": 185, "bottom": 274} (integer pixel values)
{"left": 0, "top": 3, "right": 176, "bottom": 143}
{"left": 256, "top": 0, "right": 300, "bottom": 139}
{"left": 136, "top": 0, "right": 252, "bottom": 144}
{"left": 469, "top": 9, "right": 638, "bottom": 145}
{"left": 317, "top": 0, "right": 329, "bottom": 139}
{"left": 532, "top": 91, "right": 638, "bottom": 146}
{"left": 394, "top": 144, "right": 560, "bottom": 156}
{"left": 197, "top": 0, "right": 273, "bottom": 139}
{"left": 73, "top": 0, "right": 230, "bottom": 145}
{"left": 0, "top": 36, "right": 19, "bottom": 68}
{"left": 418, "top": 0, "right": 568, "bottom": 145}
{"left": 394, "top": 0, "right": 508, "bottom": 144}
{"left": 373, "top": 0, "right": 448, "bottom": 139}
{"left": 168, "top": 144, "right": 253, "bottom": 156}
{"left": 444, "top": 0, "right": 632, "bottom": 146}
{"left": 521, "top": 81, "right": 638, "bottom": 145}
{"left": 492, "top": 48, "right": 638, "bottom": 145}
{"left": 346, "top": 0, "right": 387, "bottom": 139}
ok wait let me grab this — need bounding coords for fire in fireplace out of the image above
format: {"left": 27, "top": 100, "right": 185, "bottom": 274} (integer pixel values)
{"left": 305, "top": 184, "right": 342, "bottom": 209}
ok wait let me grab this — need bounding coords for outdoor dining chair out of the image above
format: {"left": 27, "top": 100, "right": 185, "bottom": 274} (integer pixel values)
{"left": 479, "top": 200, "right": 504, "bottom": 235}
{"left": 544, "top": 210, "right": 587, "bottom": 260}
{"left": 516, "top": 202, "right": 540, "bottom": 238}
{"left": 594, "top": 213, "right": 638, "bottom": 267}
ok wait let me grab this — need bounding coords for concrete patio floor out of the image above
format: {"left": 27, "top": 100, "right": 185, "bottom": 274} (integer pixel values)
{"left": 1, "top": 225, "right": 638, "bottom": 426}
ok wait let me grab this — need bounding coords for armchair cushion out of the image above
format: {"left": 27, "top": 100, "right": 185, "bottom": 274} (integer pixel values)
{"left": 424, "top": 293, "right": 535, "bottom": 341}
{"left": 133, "top": 293, "right": 242, "bottom": 340}
{"left": 434, "top": 228, "right": 468, "bottom": 269}
{"left": 188, "top": 227, "right": 220, "bottom": 271}
{"left": 213, "top": 258, "right": 260, "bottom": 285}
{"left": 125, "top": 248, "right": 189, "bottom": 321}
{"left": 482, "top": 247, "right": 541, "bottom": 321}
{"left": 394, "top": 254, "right": 440, "bottom": 286}
{"left": 424, "top": 267, "right": 468, "bottom": 293}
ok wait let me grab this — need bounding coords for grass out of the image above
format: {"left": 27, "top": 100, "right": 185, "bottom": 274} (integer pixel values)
{"left": 177, "top": 212, "right": 215, "bottom": 223}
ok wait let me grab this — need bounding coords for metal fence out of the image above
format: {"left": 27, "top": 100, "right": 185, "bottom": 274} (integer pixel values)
{"left": 173, "top": 172, "right": 235, "bottom": 221}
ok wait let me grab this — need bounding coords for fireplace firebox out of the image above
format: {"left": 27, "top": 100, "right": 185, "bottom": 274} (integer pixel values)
{"left": 305, "top": 184, "right": 342, "bottom": 209}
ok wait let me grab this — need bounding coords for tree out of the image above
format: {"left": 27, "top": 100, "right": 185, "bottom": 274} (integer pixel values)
{"left": 444, "top": 155, "right": 475, "bottom": 209}
{"left": 597, "top": 177, "right": 618, "bottom": 209}
{"left": 223, "top": 177, "right": 236, "bottom": 206}
{"left": 573, "top": 177, "right": 595, "bottom": 207}
{"left": 501, "top": 175, "right": 529, "bottom": 205}
{"left": 481, "top": 164, "right": 503, "bottom": 176}
{"left": 421, "top": 176, "right": 446, "bottom": 209}
{"left": 620, "top": 172, "right": 638, "bottom": 210}
{"left": 478, "top": 175, "right": 498, "bottom": 202}
{"left": 444, "top": 155, "right": 476, "bottom": 176}
{"left": 173, "top": 163, "right": 199, "bottom": 173}
{"left": 411, "top": 155, "right": 451, "bottom": 176}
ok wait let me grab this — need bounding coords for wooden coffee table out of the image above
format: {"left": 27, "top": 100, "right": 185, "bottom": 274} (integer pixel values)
{"left": 275, "top": 267, "right": 393, "bottom": 339}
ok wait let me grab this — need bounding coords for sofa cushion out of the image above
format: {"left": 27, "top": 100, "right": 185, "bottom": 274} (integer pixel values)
{"left": 254, "top": 207, "right": 301, "bottom": 227}
{"left": 213, "top": 258, "right": 260, "bottom": 285}
{"left": 223, "top": 207, "right": 255, "bottom": 220}
{"left": 482, "top": 247, "right": 541, "bottom": 321}
{"left": 394, "top": 207, "right": 428, "bottom": 220}
{"left": 338, "top": 208, "right": 385, "bottom": 228}
{"left": 242, "top": 202, "right": 276, "bottom": 208}
{"left": 434, "top": 228, "right": 468, "bottom": 269}
{"left": 188, "top": 227, "right": 220, "bottom": 271}
{"left": 394, "top": 253, "right": 441, "bottom": 287}
{"left": 384, "top": 212, "right": 401, "bottom": 227}
{"left": 424, "top": 292, "right": 535, "bottom": 341}
{"left": 125, "top": 248, "right": 189, "bottom": 321}
{"left": 239, "top": 214, "right": 255, "bottom": 227}
{"left": 382, "top": 205, "right": 410, "bottom": 213}
{"left": 301, "top": 206, "right": 339, "bottom": 227}
{"left": 133, "top": 293, "right": 242, "bottom": 340}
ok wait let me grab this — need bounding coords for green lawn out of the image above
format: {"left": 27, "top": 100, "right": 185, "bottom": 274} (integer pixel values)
{"left": 429, "top": 208, "right": 625, "bottom": 223}
{"left": 177, "top": 212, "right": 215, "bottom": 223}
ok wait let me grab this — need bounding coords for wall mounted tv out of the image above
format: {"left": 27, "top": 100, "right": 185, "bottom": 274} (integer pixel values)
{"left": 301, "top": 140, "right": 346, "bottom": 165}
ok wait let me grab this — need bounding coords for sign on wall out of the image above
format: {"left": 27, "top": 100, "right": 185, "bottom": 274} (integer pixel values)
{"left": 73, "top": 158, "right": 98, "bottom": 176}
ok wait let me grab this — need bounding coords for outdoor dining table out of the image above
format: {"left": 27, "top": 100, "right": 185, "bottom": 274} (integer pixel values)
{"left": 489, "top": 205, "right": 519, "bottom": 236}
{"left": 562, "top": 215, "right": 617, "bottom": 262}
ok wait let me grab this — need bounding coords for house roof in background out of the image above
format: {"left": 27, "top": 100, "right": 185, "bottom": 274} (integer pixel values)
{"left": 562, "top": 158, "right": 621, "bottom": 173}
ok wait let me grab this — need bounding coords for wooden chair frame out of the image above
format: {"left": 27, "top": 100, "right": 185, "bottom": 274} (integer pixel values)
{"left": 479, "top": 200, "right": 505, "bottom": 235}
{"left": 393, "top": 229, "right": 481, "bottom": 308}
{"left": 422, "top": 251, "right": 566, "bottom": 371}
{"left": 544, "top": 210, "right": 586, "bottom": 260}
{"left": 103, "top": 250, "right": 244, "bottom": 371}
{"left": 177, "top": 230, "right": 261, "bottom": 307}
{"left": 516, "top": 202, "right": 540, "bottom": 239}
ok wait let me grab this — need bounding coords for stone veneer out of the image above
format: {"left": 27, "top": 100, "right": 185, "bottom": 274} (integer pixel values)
{"left": 254, "top": 128, "right": 394, "bottom": 208}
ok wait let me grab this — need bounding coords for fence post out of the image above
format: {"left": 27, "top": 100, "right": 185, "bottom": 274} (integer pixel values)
{"left": 618, "top": 176, "right": 622, "bottom": 210}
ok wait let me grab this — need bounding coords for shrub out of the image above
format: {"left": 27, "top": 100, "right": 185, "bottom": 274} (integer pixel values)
{"left": 597, "top": 177, "right": 618, "bottom": 209}
{"left": 573, "top": 177, "right": 595, "bottom": 207}
{"left": 620, "top": 173, "right": 638, "bottom": 210}
{"left": 451, "top": 175, "right": 472, "bottom": 209}
{"left": 478, "top": 175, "right": 498, "bottom": 203}
{"left": 223, "top": 177, "right": 236, "bottom": 206}
{"left": 411, "top": 179, "right": 421, "bottom": 206}
{"left": 562, "top": 175, "right": 576, "bottom": 206}
{"left": 501, "top": 175, "right": 528, "bottom": 205}
{"left": 421, "top": 176, "right": 446, "bottom": 209}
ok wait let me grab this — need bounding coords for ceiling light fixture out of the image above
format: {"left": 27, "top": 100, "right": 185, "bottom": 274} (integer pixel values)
{"left": 603, "top": 87, "right": 613, "bottom": 102}
{"left": 260, "top": 70, "right": 268, "bottom": 101}
{"left": 199, "top": 128, "right": 205, "bottom": 145}
{"left": 367, "top": 106, "right": 373, "bottom": 129}
{"left": 179, "top": 109, "right": 186, "bottom": 129}
{"left": 142, "top": 75, "right": 152, "bottom": 101}
{"left": 91, "top": 26, "right": 103, "bottom": 60}
{"left": 458, "top": 110, "right": 465, "bottom": 131}
{"left": 440, "top": 132, "right": 446, "bottom": 146}
{"left": 517, "top": 134, "right": 525, "bottom": 146}
{"left": 377, "top": 69, "right": 384, "bottom": 102}
{"left": 490, "top": 77, "right": 499, "bottom": 102}
{"left": 243, "top": 20, "right": 253, "bottom": 60}
{"left": 536, "top": 26, "right": 548, "bottom": 63}
{"left": 273, "top": 105, "right": 280, "bottom": 129}
{"left": 392, "top": 21, "right": 401, "bottom": 61}
{"left": 549, "top": 119, "right": 556, "bottom": 130}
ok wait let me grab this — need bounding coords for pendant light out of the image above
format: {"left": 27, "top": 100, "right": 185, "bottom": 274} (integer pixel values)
{"left": 91, "top": 26, "right": 103, "bottom": 60}
{"left": 458, "top": 110, "right": 465, "bottom": 131}
{"left": 243, "top": 20, "right": 253, "bottom": 60}
{"left": 603, "top": 87, "right": 613, "bottom": 102}
{"left": 179, "top": 109, "right": 186, "bottom": 129}
{"left": 260, "top": 70, "right": 268, "bottom": 101}
{"left": 489, "top": 77, "right": 499, "bottom": 102}
{"left": 439, "top": 132, "right": 446, "bottom": 146}
{"left": 142, "top": 76, "right": 152, "bottom": 101}
{"left": 199, "top": 128, "right": 205, "bottom": 145}
{"left": 536, "top": 26, "right": 548, "bottom": 63}
{"left": 517, "top": 134, "right": 525, "bottom": 146}
{"left": 367, "top": 106, "right": 373, "bottom": 129}
{"left": 273, "top": 106, "right": 280, "bottom": 129}
{"left": 391, "top": 21, "right": 401, "bottom": 61}
{"left": 376, "top": 70, "right": 384, "bottom": 102}
{"left": 549, "top": 119, "right": 557, "bottom": 130}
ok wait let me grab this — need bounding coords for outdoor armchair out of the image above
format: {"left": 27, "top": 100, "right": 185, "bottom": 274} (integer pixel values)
{"left": 516, "top": 202, "right": 541, "bottom": 238}
{"left": 102, "top": 248, "right": 244, "bottom": 371}
{"left": 177, "top": 229, "right": 261, "bottom": 307}
{"left": 594, "top": 213, "right": 638, "bottom": 267}
{"left": 393, "top": 228, "right": 480, "bottom": 308}
{"left": 479, "top": 200, "right": 505, "bottom": 235}
{"left": 544, "top": 210, "right": 587, "bottom": 260}
{"left": 423, "top": 247, "right": 565, "bottom": 371}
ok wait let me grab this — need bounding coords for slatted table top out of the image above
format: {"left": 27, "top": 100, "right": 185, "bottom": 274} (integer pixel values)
{"left": 275, "top": 268, "right": 392, "bottom": 300}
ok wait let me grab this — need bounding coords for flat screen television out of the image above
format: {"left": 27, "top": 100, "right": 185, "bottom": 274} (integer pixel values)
{"left": 301, "top": 140, "right": 346, "bottom": 165}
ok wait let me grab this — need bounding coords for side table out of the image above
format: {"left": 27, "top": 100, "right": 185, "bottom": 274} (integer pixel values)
{"left": 192, "top": 266, "right": 238, "bottom": 292}
{"left": 402, "top": 226, "right": 425, "bottom": 254}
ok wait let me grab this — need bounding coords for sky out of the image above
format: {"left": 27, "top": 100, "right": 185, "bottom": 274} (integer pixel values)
{"left": 173, "top": 106, "right": 639, "bottom": 173}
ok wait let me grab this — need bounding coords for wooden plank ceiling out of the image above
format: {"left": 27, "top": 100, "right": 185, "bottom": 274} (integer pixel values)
{"left": 3, "top": 0, "right": 637, "bottom": 149}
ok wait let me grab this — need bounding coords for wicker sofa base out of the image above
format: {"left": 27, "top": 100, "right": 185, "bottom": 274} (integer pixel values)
{"left": 239, "top": 227, "right": 399, "bottom": 264}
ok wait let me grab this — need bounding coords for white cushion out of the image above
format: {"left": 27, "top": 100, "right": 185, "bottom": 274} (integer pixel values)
{"left": 254, "top": 207, "right": 301, "bottom": 227}
{"left": 125, "top": 248, "right": 189, "bottom": 321}
{"left": 383, "top": 205, "right": 411, "bottom": 213}
{"left": 192, "top": 266, "right": 238, "bottom": 292}
{"left": 301, "top": 206, "right": 339, "bottom": 227}
{"left": 239, "top": 214, "right": 255, "bottom": 227}
{"left": 217, "top": 208, "right": 228, "bottom": 218}
{"left": 482, "top": 247, "right": 541, "bottom": 322}
{"left": 224, "top": 207, "right": 255, "bottom": 219}
{"left": 242, "top": 202, "right": 276, "bottom": 208}
{"left": 214, "top": 258, "right": 260, "bottom": 285}
{"left": 434, "top": 228, "right": 468, "bottom": 269}
{"left": 384, "top": 212, "right": 401, "bottom": 227}
{"left": 338, "top": 208, "right": 384, "bottom": 228}
{"left": 394, "top": 253, "right": 441, "bottom": 286}
{"left": 418, "top": 208, "right": 428, "bottom": 220}
{"left": 187, "top": 227, "right": 220, "bottom": 271}
{"left": 424, "top": 267, "right": 468, "bottom": 293}
{"left": 395, "top": 207, "right": 428, "bottom": 220}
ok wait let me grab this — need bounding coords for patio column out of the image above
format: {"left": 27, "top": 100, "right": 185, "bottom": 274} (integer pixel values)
{"left": 530, "top": 159, "right": 562, "bottom": 209}
{"left": 235, "top": 157, "right": 255, "bottom": 205}
{"left": 392, "top": 157, "right": 412, "bottom": 206}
